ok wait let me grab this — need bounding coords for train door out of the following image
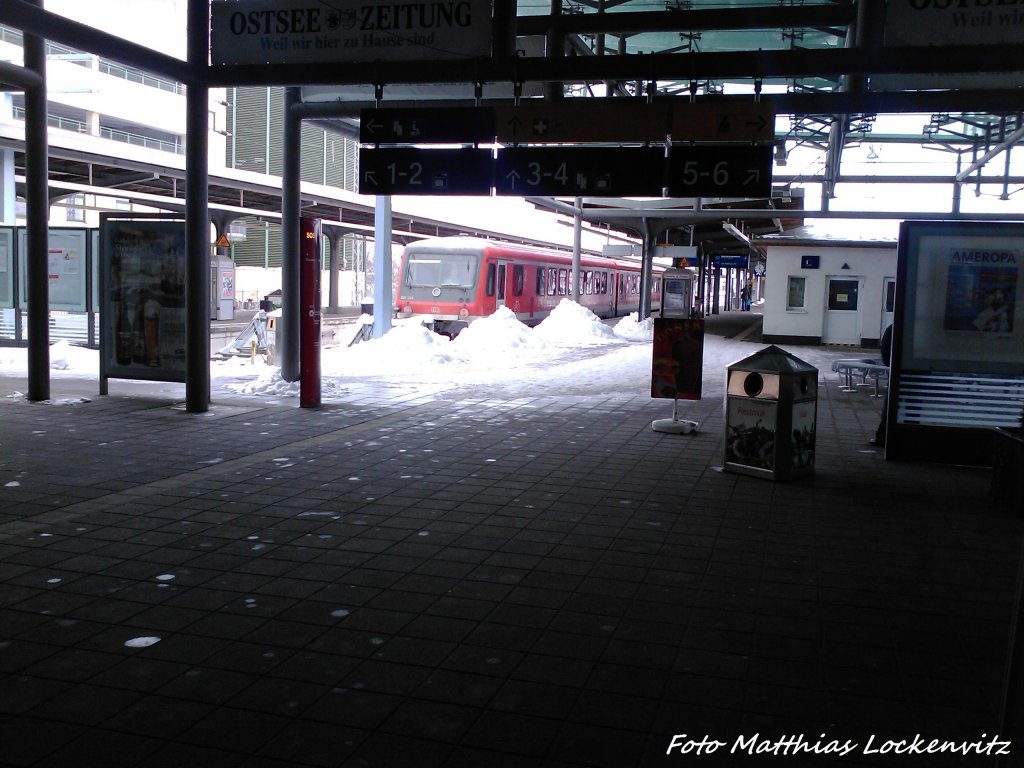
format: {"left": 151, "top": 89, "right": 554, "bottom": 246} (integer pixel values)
{"left": 496, "top": 260, "right": 509, "bottom": 310}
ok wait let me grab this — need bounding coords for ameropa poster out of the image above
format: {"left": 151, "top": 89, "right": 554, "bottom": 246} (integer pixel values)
{"left": 943, "top": 247, "right": 1017, "bottom": 333}
{"left": 902, "top": 224, "right": 1024, "bottom": 373}
{"left": 210, "top": 0, "right": 493, "bottom": 65}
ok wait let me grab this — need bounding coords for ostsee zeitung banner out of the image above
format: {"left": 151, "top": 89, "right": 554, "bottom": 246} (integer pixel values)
{"left": 210, "top": 0, "right": 493, "bottom": 65}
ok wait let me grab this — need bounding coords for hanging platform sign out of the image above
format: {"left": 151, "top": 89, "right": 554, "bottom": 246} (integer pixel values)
{"left": 210, "top": 0, "right": 493, "bottom": 65}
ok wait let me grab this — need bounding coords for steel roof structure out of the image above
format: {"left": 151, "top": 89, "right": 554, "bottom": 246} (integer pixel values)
{"left": 3, "top": 0, "right": 1023, "bottom": 253}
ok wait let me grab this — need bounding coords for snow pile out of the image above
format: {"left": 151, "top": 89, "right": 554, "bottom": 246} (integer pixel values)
{"left": 325, "top": 321, "right": 461, "bottom": 375}
{"left": 48, "top": 340, "right": 100, "bottom": 374}
{"left": 533, "top": 299, "right": 616, "bottom": 344}
{"left": 612, "top": 312, "right": 655, "bottom": 342}
{"left": 0, "top": 341, "right": 100, "bottom": 376}
{"left": 0, "top": 346, "right": 26, "bottom": 375}
{"left": 451, "top": 306, "right": 548, "bottom": 363}
{"left": 230, "top": 367, "right": 297, "bottom": 397}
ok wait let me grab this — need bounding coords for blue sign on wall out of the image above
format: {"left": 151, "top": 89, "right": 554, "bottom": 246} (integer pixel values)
{"left": 713, "top": 254, "right": 749, "bottom": 268}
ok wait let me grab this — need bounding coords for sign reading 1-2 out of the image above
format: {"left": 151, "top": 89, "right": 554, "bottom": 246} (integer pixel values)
{"left": 358, "top": 147, "right": 492, "bottom": 195}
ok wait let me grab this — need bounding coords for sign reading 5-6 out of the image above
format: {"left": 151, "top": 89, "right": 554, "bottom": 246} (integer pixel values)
{"left": 667, "top": 146, "right": 773, "bottom": 197}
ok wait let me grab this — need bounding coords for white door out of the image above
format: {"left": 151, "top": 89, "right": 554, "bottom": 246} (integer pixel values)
{"left": 881, "top": 277, "right": 896, "bottom": 336}
{"left": 822, "top": 276, "right": 862, "bottom": 344}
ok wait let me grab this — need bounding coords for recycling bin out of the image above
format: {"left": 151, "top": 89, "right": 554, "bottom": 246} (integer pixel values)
{"left": 724, "top": 345, "right": 818, "bottom": 480}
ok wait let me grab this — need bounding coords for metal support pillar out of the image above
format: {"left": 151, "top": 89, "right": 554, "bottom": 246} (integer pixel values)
{"left": 373, "top": 196, "right": 393, "bottom": 339}
{"left": 325, "top": 229, "right": 341, "bottom": 313}
{"left": 571, "top": 196, "right": 582, "bottom": 303}
{"left": 185, "top": 0, "right": 210, "bottom": 412}
{"left": 545, "top": 0, "right": 564, "bottom": 101}
{"left": 492, "top": 0, "right": 517, "bottom": 59}
{"left": 280, "top": 87, "right": 301, "bottom": 382}
{"left": 24, "top": 0, "right": 49, "bottom": 402}
{"left": 712, "top": 262, "right": 721, "bottom": 315}
{"left": 639, "top": 220, "right": 655, "bottom": 319}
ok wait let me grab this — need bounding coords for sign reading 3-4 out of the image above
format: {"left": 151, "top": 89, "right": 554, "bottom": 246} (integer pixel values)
{"left": 211, "top": 0, "right": 492, "bottom": 65}
{"left": 495, "top": 147, "right": 666, "bottom": 197}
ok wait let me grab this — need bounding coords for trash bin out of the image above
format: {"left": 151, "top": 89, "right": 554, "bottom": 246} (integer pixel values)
{"left": 724, "top": 345, "right": 818, "bottom": 480}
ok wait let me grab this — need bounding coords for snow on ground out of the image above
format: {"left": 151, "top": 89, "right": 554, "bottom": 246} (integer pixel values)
{"left": 225, "top": 300, "right": 654, "bottom": 399}
{"left": 5, "top": 302, "right": 859, "bottom": 404}
{"left": 0, "top": 339, "right": 100, "bottom": 377}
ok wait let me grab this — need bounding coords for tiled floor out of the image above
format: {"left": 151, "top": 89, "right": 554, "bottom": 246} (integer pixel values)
{"left": 1, "top": 315, "right": 1022, "bottom": 768}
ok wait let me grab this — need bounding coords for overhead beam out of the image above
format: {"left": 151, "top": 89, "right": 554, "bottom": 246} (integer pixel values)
{"left": 207, "top": 45, "right": 1024, "bottom": 89}
{"left": 0, "top": 60, "right": 41, "bottom": 91}
{"left": 292, "top": 90, "right": 1024, "bottom": 126}
{"left": 576, "top": 208, "right": 1024, "bottom": 222}
{"left": 514, "top": 5, "right": 855, "bottom": 35}
{"left": 779, "top": 174, "right": 1024, "bottom": 185}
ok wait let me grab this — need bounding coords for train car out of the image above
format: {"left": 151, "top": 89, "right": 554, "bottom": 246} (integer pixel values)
{"left": 395, "top": 236, "right": 662, "bottom": 337}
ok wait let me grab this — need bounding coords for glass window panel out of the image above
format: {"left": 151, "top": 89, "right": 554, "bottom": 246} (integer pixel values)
{"left": 787, "top": 276, "right": 806, "bottom": 309}
{"left": 828, "top": 279, "right": 859, "bottom": 311}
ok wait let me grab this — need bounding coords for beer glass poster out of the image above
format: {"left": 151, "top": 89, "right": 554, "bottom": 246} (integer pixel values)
{"left": 102, "top": 220, "right": 186, "bottom": 381}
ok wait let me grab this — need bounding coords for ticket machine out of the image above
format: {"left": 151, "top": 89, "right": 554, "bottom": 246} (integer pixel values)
{"left": 659, "top": 267, "right": 695, "bottom": 318}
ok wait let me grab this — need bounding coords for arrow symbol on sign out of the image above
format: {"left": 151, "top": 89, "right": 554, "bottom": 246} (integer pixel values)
{"left": 507, "top": 117, "right": 522, "bottom": 137}
{"left": 745, "top": 115, "right": 769, "bottom": 132}
{"left": 365, "top": 119, "right": 382, "bottom": 135}
{"left": 364, "top": 171, "right": 377, "bottom": 186}
{"left": 505, "top": 170, "right": 521, "bottom": 190}
{"left": 745, "top": 170, "right": 760, "bottom": 186}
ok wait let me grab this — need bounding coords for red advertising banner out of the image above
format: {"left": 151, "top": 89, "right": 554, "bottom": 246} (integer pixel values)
{"left": 300, "top": 217, "right": 321, "bottom": 408}
{"left": 651, "top": 318, "right": 704, "bottom": 400}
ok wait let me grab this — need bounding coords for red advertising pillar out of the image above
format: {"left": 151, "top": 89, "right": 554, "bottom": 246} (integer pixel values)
{"left": 299, "top": 217, "right": 321, "bottom": 408}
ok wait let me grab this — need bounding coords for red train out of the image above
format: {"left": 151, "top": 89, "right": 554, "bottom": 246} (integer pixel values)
{"left": 395, "top": 237, "right": 662, "bottom": 337}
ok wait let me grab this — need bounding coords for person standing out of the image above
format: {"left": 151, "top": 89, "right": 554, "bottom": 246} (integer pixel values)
{"left": 871, "top": 323, "right": 893, "bottom": 447}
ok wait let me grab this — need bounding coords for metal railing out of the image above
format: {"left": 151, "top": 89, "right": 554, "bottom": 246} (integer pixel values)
{"left": 10, "top": 106, "right": 184, "bottom": 155}
{"left": 1, "top": 24, "right": 185, "bottom": 95}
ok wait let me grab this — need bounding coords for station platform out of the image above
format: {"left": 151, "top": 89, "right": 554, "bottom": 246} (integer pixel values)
{"left": 1, "top": 312, "right": 1022, "bottom": 768}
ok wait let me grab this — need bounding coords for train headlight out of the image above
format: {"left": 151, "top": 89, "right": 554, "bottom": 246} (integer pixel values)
{"left": 402, "top": 305, "right": 412, "bottom": 316}
{"left": 458, "top": 307, "right": 469, "bottom": 318}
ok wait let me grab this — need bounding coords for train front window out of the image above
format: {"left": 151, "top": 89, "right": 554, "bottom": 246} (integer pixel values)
{"left": 405, "top": 253, "right": 477, "bottom": 288}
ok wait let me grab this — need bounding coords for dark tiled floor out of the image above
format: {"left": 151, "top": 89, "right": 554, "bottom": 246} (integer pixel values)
{"left": 1, "top": 315, "right": 1023, "bottom": 767}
